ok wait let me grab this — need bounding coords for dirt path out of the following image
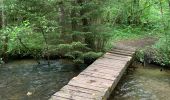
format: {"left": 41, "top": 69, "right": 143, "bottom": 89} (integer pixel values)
{"left": 114, "top": 37, "right": 158, "bottom": 49}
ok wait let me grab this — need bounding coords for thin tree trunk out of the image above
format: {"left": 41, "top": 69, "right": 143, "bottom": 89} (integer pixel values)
{"left": 2, "top": 36, "right": 8, "bottom": 63}
{"left": 18, "top": 37, "right": 41, "bottom": 64}
{"left": 41, "top": 30, "right": 50, "bottom": 66}
{"left": 71, "top": 1, "right": 78, "bottom": 41}
{"left": 1, "top": 0, "right": 5, "bottom": 28}
{"left": 77, "top": 0, "right": 94, "bottom": 49}
{"left": 133, "top": 0, "right": 140, "bottom": 25}
{"left": 168, "top": 0, "right": 170, "bottom": 10}
{"left": 159, "top": 0, "right": 168, "bottom": 52}
{"left": 58, "top": 1, "right": 66, "bottom": 41}
{"left": 1, "top": 0, "right": 8, "bottom": 63}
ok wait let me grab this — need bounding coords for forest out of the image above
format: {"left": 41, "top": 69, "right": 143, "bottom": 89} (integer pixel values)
{"left": 1, "top": 0, "right": 170, "bottom": 100}
{"left": 0, "top": 0, "right": 170, "bottom": 65}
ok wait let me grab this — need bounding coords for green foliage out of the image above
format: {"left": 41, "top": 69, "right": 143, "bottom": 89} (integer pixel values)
{"left": 153, "top": 35, "right": 170, "bottom": 66}
{"left": 57, "top": 42, "right": 102, "bottom": 64}
{"left": 135, "top": 49, "right": 145, "bottom": 62}
{"left": 57, "top": 42, "right": 88, "bottom": 56}
{"left": 1, "top": 0, "right": 170, "bottom": 66}
{"left": 136, "top": 47, "right": 170, "bottom": 66}
{"left": 0, "top": 21, "right": 43, "bottom": 57}
{"left": 135, "top": 34, "right": 170, "bottom": 66}
{"left": 0, "top": 0, "right": 109, "bottom": 64}
{"left": 83, "top": 52, "right": 103, "bottom": 61}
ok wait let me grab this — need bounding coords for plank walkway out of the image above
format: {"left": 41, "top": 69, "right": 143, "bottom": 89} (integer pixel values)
{"left": 50, "top": 45, "right": 136, "bottom": 100}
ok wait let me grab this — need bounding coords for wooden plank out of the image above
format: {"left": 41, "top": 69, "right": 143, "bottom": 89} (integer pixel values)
{"left": 84, "top": 65, "right": 125, "bottom": 73}
{"left": 109, "top": 51, "right": 133, "bottom": 56}
{"left": 82, "top": 69, "right": 119, "bottom": 77}
{"left": 113, "top": 45, "right": 136, "bottom": 52}
{"left": 70, "top": 75, "right": 113, "bottom": 87}
{"left": 93, "top": 60, "right": 126, "bottom": 66}
{"left": 62, "top": 85, "right": 101, "bottom": 95}
{"left": 88, "top": 63, "right": 124, "bottom": 69}
{"left": 112, "top": 48, "right": 135, "bottom": 54}
{"left": 68, "top": 81, "right": 107, "bottom": 92}
{"left": 92, "top": 62, "right": 126, "bottom": 67}
{"left": 68, "top": 82, "right": 110, "bottom": 100}
{"left": 80, "top": 71, "right": 117, "bottom": 81}
{"left": 50, "top": 46, "right": 135, "bottom": 100}
{"left": 59, "top": 89, "right": 96, "bottom": 99}
{"left": 96, "top": 57, "right": 128, "bottom": 62}
{"left": 89, "top": 63, "right": 126, "bottom": 69}
{"left": 83, "top": 69, "right": 121, "bottom": 76}
{"left": 105, "top": 52, "right": 132, "bottom": 58}
{"left": 92, "top": 61, "right": 125, "bottom": 67}
{"left": 96, "top": 58, "right": 128, "bottom": 63}
{"left": 50, "top": 96, "right": 70, "bottom": 100}
{"left": 53, "top": 91, "right": 94, "bottom": 100}
{"left": 103, "top": 54, "right": 132, "bottom": 61}
{"left": 109, "top": 50, "right": 134, "bottom": 55}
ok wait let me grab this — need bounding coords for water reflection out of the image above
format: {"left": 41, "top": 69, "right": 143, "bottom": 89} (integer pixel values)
{"left": 109, "top": 63, "right": 170, "bottom": 100}
{"left": 0, "top": 59, "right": 86, "bottom": 100}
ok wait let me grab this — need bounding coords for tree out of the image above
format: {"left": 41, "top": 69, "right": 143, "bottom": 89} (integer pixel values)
{"left": 1, "top": 0, "right": 9, "bottom": 63}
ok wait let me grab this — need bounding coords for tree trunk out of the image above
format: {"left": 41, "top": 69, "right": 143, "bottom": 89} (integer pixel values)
{"left": 168, "top": 0, "right": 170, "bottom": 10}
{"left": 1, "top": 0, "right": 8, "bottom": 63}
{"left": 2, "top": 37, "right": 8, "bottom": 63}
{"left": 41, "top": 30, "right": 50, "bottom": 66}
{"left": 71, "top": 1, "right": 78, "bottom": 41}
{"left": 18, "top": 37, "right": 41, "bottom": 64}
{"left": 58, "top": 1, "right": 66, "bottom": 41}
{"left": 133, "top": 0, "right": 140, "bottom": 25}
{"left": 77, "top": 0, "right": 94, "bottom": 49}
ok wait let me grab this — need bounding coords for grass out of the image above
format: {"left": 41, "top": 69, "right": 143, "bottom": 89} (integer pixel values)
{"left": 110, "top": 26, "right": 160, "bottom": 42}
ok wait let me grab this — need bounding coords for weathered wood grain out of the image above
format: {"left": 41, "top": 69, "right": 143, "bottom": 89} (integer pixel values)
{"left": 50, "top": 46, "right": 135, "bottom": 100}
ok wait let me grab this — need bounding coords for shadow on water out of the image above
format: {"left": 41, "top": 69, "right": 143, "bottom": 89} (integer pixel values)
{"left": 0, "top": 59, "right": 87, "bottom": 100}
{"left": 109, "top": 63, "right": 170, "bottom": 100}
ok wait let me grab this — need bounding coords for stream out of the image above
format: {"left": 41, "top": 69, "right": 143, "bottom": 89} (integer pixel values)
{"left": 0, "top": 59, "right": 87, "bottom": 100}
{"left": 109, "top": 63, "right": 170, "bottom": 100}
{"left": 1, "top": 59, "right": 170, "bottom": 100}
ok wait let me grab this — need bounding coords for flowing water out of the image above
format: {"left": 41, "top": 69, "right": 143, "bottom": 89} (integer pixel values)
{"left": 109, "top": 63, "right": 170, "bottom": 100}
{"left": 1, "top": 60, "right": 170, "bottom": 100}
{"left": 0, "top": 59, "right": 86, "bottom": 100}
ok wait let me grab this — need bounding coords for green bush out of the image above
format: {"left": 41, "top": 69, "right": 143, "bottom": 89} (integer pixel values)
{"left": 153, "top": 35, "right": 170, "bottom": 66}
{"left": 56, "top": 42, "right": 103, "bottom": 64}
{"left": 136, "top": 36, "right": 170, "bottom": 66}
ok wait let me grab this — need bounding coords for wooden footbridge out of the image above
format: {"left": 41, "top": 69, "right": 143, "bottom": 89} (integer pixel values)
{"left": 50, "top": 45, "right": 136, "bottom": 100}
